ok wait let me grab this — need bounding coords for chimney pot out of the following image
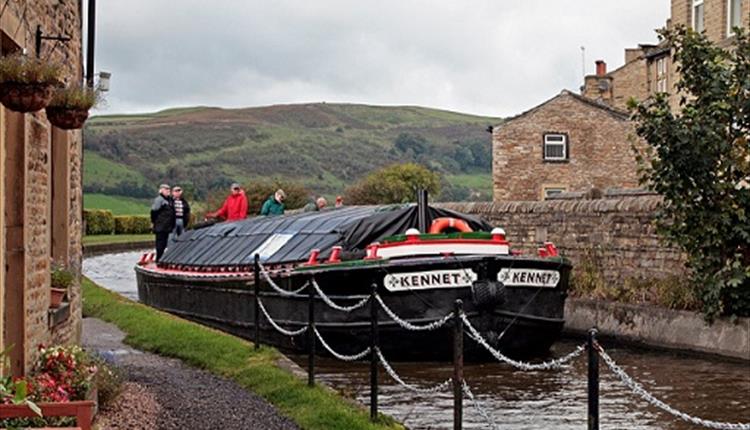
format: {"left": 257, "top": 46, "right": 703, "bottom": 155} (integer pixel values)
{"left": 595, "top": 60, "right": 607, "bottom": 76}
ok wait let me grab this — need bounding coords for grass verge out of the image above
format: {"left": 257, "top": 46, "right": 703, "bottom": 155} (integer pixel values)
{"left": 82, "top": 234, "right": 153, "bottom": 246}
{"left": 81, "top": 278, "right": 402, "bottom": 430}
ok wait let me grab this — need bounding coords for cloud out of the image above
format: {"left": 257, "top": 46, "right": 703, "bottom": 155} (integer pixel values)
{"left": 93, "top": 0, "right": 670, "bottom": 116}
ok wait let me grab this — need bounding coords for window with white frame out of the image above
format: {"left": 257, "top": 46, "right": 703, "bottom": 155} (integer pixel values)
{"left": 656, "top": 57, "right": 668, "bottom": 93}
{"left": 543, "top": 133, "right": 567, "bottom": 161}
{"left": 693, "top": 0, "right": 705, "bottom": 33}
{"left": 728, "top": 0, "right": 742, "bottom": 36}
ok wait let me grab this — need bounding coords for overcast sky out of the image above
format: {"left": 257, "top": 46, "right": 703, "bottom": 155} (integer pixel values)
{"left": 93, "top": 1, "right": 670, "bottom": 117}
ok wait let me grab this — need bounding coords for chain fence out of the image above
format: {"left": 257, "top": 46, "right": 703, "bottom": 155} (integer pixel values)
{"left": 313, "top": 327, "right": 372, "bottom": 362}
{"left": 462, "top": 381, "right": 499, "bottom": 430}
{"left": 256, "top": 297, "right": 308, "bottom": 336}
{"left": 311, "top": 278, "right": 371, "bottom": 312}
{"left": 375, "top": 293, "right": 454, "bottom": 331}
{"left": 375, "top": 347, "right": 453, "bottom": 395}
{"left": 461, "top": 313, "right": 586, "bottom": 371}
{"left": 597, "top": 344, "right": 750, "bottom": 430}
{"left": 259, "top": 265, "right": 309, "bottom": 296}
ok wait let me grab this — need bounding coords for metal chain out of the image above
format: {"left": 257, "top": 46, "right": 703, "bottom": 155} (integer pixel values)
{"left": 375, "top": 347, "right": 453, "bottom": 394}
{"left": 256, "top": 297, "right": 308, "bottom": 336}
{"left": 313, "top": 327, "right": 371, "bottom": 361}
{"left": 462, "top": 381, "right": 499, "bottom": 430}
{"left": 259, "top": 265, "right": 309, "bottom": 296}
{"left": 461, "top": 313, "right": 586, "bottom": 371}
{"left": 375, "top": 294, "right": 454, "bottom": 331}
{"left": 598, "top": 345, "right": 750, "bottom": 430}
{"left": 311, "top": 278, "right": 371, "bottom": 312}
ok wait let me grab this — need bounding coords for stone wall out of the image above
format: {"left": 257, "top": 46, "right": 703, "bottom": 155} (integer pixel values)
{"left": 438, "top": 195, "right": 686, "bottom": 285}
{"left": 1, "top": 0, "right": 84, "bottom": 374}
{"left": 492, "top": 91, "right": 642, "bottom": 201}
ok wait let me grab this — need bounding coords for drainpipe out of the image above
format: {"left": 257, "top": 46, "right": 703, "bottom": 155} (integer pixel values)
{"left": 86, "top": 0, "right": 96, "bottom": 87}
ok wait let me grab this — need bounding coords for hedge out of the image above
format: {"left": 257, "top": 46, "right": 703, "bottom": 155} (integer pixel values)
{"left": 83, "top": 209, "right": 115, "bottom": 235}
{"left": 114, "top": 215, "right": 151, "bottom": 234}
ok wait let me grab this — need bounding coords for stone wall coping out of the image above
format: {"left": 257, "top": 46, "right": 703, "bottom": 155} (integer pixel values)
{"left": 437, "top": 195, "right": 663, "bottom": 215}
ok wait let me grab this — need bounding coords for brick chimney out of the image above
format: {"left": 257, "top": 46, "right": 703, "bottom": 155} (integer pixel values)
{"left": 581, "top": 60, "right": 613, "bottom": 105}
{"left": 595, "top": 60, "right": 607, "bottom": 76}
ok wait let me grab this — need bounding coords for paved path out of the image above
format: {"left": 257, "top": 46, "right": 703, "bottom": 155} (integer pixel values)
{"left": 82, "top": 317, "right": 299, "bottom": 430}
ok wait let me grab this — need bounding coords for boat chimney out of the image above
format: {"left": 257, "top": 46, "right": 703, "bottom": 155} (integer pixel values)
{"left": 417, "top": 188, "right": 428, "bottom": 233}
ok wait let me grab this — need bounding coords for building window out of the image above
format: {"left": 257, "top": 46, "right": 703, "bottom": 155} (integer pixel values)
{"left": 543, "top": 187, "right": 567, "bottom": 200}
{"left": 656, "top": 57, "right": 668, "bottom": 93}
{"left": 693, "top": 0, "right": 705, "bottom": 33}
{"left": 543, "top": 133, "right": 568, "bottom": 161}
{"left": 728, "top": 0, "right": 742, "bottom": 36}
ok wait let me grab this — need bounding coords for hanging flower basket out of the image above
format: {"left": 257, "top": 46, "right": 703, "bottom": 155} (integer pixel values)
{"left": 0, "top": 54, "right": 61, "bottom": 113}
{"left": 45, "top": 106, "right": 89, "bottom": 130}
{"left": 44, "top": 85, "right": 100, "bottom": 130}
{"left": 0, "top": 82, "right": 55, "bottom": 113}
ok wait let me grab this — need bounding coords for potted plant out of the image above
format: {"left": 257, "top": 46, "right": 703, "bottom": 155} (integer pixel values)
{"left": 50, "top": 263, "right": 74, "bottom": 308}
{"left": 0, "top": 54, "right": 61, "bottom": 113}
{"left": 45, "top": 85, "right": 100, "bottom": 130}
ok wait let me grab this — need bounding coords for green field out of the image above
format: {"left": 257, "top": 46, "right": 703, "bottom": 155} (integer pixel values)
{"left": 84, "top": 193, "right": 150, "bottom": 215}
{"left": 82, "top": 234, "right": 153, "bottom": 246}
{"left": 445, "top": 173, "right": 493, "bottom": 201}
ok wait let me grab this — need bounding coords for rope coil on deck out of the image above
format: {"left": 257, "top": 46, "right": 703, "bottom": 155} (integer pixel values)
{"left": 259, "top": 265, "right": 309, "bottom": 296}
{"left": 597, "top": 343, "right": 750, "bottom": 430}
{"left": 375, "top": 294, "right": 454, "bottom": 331}
{"left": 313, "top": 327, "right": 371, "bottom": 362}
{"left": 461, "top": 313, "right": 586, "bottom": 371}
{"left": 257, "top": 298, "right": 308, "bottom": 337}
{"left": 310, "top": 278, "right": 371, "bottom": 312}
{"left": 375, "top": 347, "right": 453, "bottom": 394}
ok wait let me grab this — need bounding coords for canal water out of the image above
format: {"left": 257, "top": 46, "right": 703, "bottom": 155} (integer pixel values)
{"left": 85, "top": 251, "right": 750, "bottom": 430}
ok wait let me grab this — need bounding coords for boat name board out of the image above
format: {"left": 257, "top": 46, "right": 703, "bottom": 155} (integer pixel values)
{"left": 384, "top": 269, "right": 477, "bottom": 292}
{"left": 497, "top": 268, "right": 560, "bottom": 288}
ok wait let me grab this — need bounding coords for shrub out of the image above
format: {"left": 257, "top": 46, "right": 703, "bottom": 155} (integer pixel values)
{"left": 0, "top": 54, "right": 61, "bottom": 84}
{"left": 89, "top": 355, "right": 123, "bottom": 408}
{"left": 114, "top": 215, "right": 151, "bottom": 234}
{"left": 83, "top": 209, "right": 115, "bottom": 235}
{"left": 345, "top": 163, "right": 441, "bottom": 204}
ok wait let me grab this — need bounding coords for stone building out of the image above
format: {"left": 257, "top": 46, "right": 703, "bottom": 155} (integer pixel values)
{"left": 493, "top": 0, "right": 749, "bottom": 201}
{"left": 493, "top": 91, "right": 639, "bottom": 201}
{"left": 0, "top": 2, "right": 84, "bottom": 375}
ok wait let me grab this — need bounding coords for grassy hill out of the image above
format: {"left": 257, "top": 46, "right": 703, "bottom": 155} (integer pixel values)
{"left": 83, "top": 103, "right": 500, "bottom": 205}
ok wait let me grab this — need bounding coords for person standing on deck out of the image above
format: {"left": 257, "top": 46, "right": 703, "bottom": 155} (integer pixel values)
{"left": 171, "top": 186, "right": 191, "bottom": 239}
{"left": 151, "top": 184, "right": 175, "bottom": 261}
{"left": 260, "top": 189, "right": 286, "bottom": 216}
{"left": 206, "top": 183, "right": 248, "bottom": 221}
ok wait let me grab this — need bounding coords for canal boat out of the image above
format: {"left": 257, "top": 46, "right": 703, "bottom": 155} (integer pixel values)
{"left": 135, "top": 199, "right": 571, "bottom": 360}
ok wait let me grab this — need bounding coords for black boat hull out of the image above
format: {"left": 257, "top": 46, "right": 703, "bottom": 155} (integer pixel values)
{"left": 136, "top": 255, "right": 570, "bottom": 361}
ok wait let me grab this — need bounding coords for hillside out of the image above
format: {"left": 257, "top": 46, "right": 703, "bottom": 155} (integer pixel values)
{"left": 83, "top": 103, "right": 500, "bottom": 201}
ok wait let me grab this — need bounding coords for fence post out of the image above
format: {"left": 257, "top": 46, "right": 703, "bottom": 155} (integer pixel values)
{"left": 370, "top": 283, "right": 379, "bottom": 422}
{"left": 588, "top": 328, "right": 599, "bottom": 430}
{"left": 307, "top": 276, "right": 316, "bottom": 387}
{"left": 453, "top": 299, "right": 464, "bottom": 430}
{"left": 253, "top": 254, "right": 260, "bottom": 350}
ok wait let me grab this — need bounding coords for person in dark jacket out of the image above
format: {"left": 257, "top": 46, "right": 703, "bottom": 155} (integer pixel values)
{"left": 303, "top": 197, "right": 327, "bottom": 212}
{"left": 260, "top": 189, "right": 286, "bottom": 216}
{"left": 151, "top": 184, "right": 175, "bottom": 261}
{"left": 171, "top": 185, "right": 191, "bottom": 239}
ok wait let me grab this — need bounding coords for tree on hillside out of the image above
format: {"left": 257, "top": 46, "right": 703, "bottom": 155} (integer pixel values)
{"left": 632, "top": 25, "right": 750, "bottom": 319}
{"left": 345, "top": 163, "right": 441, "bottom": 205}
{"left": 394, "top": 133, "right": 428, "bottom": 158}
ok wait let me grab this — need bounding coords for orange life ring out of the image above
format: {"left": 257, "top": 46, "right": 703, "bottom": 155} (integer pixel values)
{"left": 428, "top": 217, "right": 473, "bottom": 234}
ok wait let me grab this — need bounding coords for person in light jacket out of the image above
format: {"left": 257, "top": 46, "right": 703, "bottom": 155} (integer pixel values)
{"left": 171, "top": 186, "right": 191, "bottom": 239}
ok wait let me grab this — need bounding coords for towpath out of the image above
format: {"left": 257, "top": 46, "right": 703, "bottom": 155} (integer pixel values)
{"left": 82, "top": 317, "right": 299, "bottom": 430}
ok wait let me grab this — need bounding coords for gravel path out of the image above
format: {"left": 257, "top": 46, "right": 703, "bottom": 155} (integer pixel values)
{"left": 82, "top": 317, "right": 299, "bottom": 430}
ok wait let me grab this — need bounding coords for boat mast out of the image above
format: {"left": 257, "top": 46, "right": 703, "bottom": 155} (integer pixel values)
{"left": 417, "top": 188, "right": 428, "bottom": 233}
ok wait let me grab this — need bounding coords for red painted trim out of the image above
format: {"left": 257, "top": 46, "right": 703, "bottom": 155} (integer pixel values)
{"left": 378, "top": 238, "right": 509, "bottom": 249}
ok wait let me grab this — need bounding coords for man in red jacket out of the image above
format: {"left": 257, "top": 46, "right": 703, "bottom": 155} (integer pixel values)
{"left": 206, "top": 183, "right": 248, "bottom": 221}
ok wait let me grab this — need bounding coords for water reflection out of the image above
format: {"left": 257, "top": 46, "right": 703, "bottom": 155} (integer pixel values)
{"left": 84, "top": 251, "right": 750, "bottom": 430}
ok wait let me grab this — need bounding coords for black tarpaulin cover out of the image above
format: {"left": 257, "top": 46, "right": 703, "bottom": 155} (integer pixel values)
{"left": 159, "top": 205, "right": 493, "bottom": 267}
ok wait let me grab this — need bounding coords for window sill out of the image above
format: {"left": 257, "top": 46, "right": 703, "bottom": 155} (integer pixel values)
{"left": 48, "top": 302, "right": 71, "bottom": 328}
{"left": 543, "top": 159, "right": 570, "bottom": 164}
